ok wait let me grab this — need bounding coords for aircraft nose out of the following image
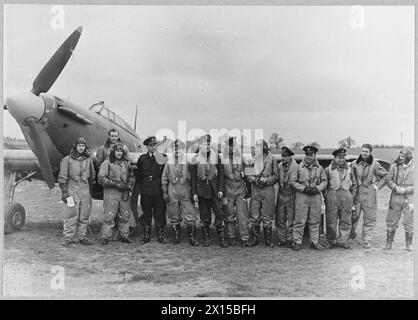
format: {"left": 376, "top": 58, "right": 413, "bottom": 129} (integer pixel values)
{"left": 5, "top": 91, "right": 45, "bottom": 124}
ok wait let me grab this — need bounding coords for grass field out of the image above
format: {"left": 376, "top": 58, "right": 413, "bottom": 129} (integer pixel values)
{"left": 3, "top": 181, "right": 413, "bottom": 298}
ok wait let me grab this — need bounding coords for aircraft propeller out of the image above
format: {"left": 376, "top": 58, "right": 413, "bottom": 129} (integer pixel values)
{"left": 4, "top": 27, "right": 83, "bottom": 189}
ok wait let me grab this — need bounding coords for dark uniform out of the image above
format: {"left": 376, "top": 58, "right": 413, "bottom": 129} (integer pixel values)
{"left": 135, "top": 136, "right": 168, "bottom": 243}
{"left": 190, "top": 134, "right": 227, "bottom": 247}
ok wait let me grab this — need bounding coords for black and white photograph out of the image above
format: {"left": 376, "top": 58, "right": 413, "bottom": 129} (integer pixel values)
{"left": 1, "top": 3, "right": 415, "bottom": 300}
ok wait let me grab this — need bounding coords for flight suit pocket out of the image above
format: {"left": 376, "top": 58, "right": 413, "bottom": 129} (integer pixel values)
{"left": 64, "top": 206, "right": 78, "bottom": 219}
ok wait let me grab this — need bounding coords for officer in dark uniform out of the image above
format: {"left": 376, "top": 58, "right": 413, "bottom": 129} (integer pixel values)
{"left": 190, "top": 134, "right": 227, "bottom": 247}
{"left": 135, "top": 136, "right": 168, "bottom": 244}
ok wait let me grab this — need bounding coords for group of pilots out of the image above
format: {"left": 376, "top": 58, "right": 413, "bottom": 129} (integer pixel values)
{"left": 57, "top": 129, "right": 414, "bottom": 252}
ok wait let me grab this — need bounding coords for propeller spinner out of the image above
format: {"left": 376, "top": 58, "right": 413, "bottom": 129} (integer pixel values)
{"left": 4, "top": 26, "right": 83, "bottom": 189}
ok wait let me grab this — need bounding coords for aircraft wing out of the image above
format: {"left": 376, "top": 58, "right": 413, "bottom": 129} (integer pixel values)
{"left": 3, "top": 149, "right": 41, "bottom": 172}
{"left": 129, "top": 151, "right": 391, "bottom": 171}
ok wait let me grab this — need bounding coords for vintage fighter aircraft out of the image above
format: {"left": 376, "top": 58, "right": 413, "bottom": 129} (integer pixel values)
{"left": 3, "top": 26, "right": 390, "bottom": 234}
{"left": 3, "top": 26, "right": 142, "bottom": 232}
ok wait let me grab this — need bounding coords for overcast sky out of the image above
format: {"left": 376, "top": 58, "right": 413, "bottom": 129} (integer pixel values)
{"left": 3, "top": 5, "right": 414, "bottom": 147}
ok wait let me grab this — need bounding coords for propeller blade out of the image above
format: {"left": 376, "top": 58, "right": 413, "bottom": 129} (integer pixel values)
{"left": 31, "top": 26, "right": 83, "bottom": 96}
{"left": 26, "top": 118, "right": 55, "bottom": 189}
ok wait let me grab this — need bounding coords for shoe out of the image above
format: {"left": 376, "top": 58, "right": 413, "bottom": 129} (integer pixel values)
{"left": 156, "top": 227, "right": 167, "bottom": 244}
{"left": 384, "top": 229, "right": 395, "bottom": 250}
{"left": 405, "top": 231, "right": 413, "bottom": 252}
{"left": 187, "top": 225, "right": 199, "bottom": 246}
{"left": 328, "top": 242, "right": 337, "bottom": 249}
{"left": 216, "top": 225, "right": 228, "bottom": 248}
{"left": 277, "top": 240, "right": 287, "bottom": 247}
{"left": 62, "top": 239, "right": 74, "bottom": 247}
{"left": 101, "top": 239, "right": 109, "bottom": 245}
{"left": 201, "top": 225, "right": 210, "bottom": 247}
{"left": 350, "top": 231, "right": 357, "bottom": 240}
{"left": 363, "top": 241, "right": 371, "bottom": 249}
{"left": 121, "top": 237, "right": 133, "bottom": 244}
{"left": 172, "top": 224, "right": 181, "bottom": 244}
{"left": 338, "top": 243, "right": 351, "bottom": 249}
{"left": 263, "top": 227, "right": 274, "bottom": 248}
{"left": 250, "top": 225, "right": 260, "bottom": 247}
{"left": 241, "top": 240, "right": 250, "bottom": 247}
{"left": 310, "top": 242, "right": 325, "bottom": 251}
{"left": 140, "top": 225, "right": 151, "bottom": 244}
{"left": 79, "top": 239, "right": 93, "bottom": 245}
{"left": 292, "top": 242, "right": 302, "bottom": 251}
{"left": 228, "top": 238, "right": 236, "bottom": 246}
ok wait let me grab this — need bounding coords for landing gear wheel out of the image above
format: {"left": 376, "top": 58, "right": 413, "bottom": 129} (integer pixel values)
{"left": 5, "top": 203, "right": 26, "bottom": 232}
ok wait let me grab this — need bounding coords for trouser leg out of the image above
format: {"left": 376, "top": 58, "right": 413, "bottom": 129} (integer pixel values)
{"left": 351, "top": 202, "right": 362, "bottom": 238}
{"left": 101, "top": 193, "right": 119, "bottom": 240}
{"left": 402, "top": 203, "right": 414, "bottom": 233}
{"left": 386, "top": 203, "right": 403, "bottom": 232}
{"left": 130, "top": 184, "right": 141, "bottom": 227}
{"left": 287, "top": 205, "right": 296, "bottom": 243}
{"left": 250, "top": 197, "right": 262, "bottom": 227}
{"left": 139, "top": 195, "right": 153, "bottom": 227}
{"left": 211, "top": 198, "right": 224, "bottom": 228}
{"left": 199, "top": 198, "right": 212, "bottom": 226}
{"left": 181, "top": 200, "right": 198, "bottom": 226}
{"left": 307, "top": 194, "right": 322, "bottom": 244}
{"left": 362, "top": 205, "right": 377, "bottom": 243}
{"left": 167, "top": 202, "right": 182, "bottom": 225}
{"left": 276, "top": 203, "right": 288, "bottom": 243}
{"left": 153, "top": 195, "right": 166, "bottom": 230}
{"left": 293, "top": 193, "right": 309, "bottom": 245}
{"left": 76, "top": 197, "right": 92, "bottom": 240}
{"left": 223, "top": 197, "right": 237, "bottom": 240}
{"left": 338, "top": 192, "right": 353, "bottom": 245}
{"left": 236, "top": 197, "right": 250, "bottom": 241}
{"left": 63, "top": 204, "right": 79, "bottom": 241}
{"left": 325, "top": 191, "right": 338, "bottom": 244}
{"left": 118, "top": 197, "right": 132, "bottom": 239}
{"left": 260, "top": 188, "right": 275, "bottom": 228}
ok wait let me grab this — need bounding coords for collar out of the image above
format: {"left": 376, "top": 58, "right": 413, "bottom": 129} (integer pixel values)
{"left": 254, "top": 151, "right": 272, "bottom": 161}
{"left": 194, "top": 148, "right": 218, "bottom": 165}
{"left": 330, "top": 160, "right": 349, "bottom": 170}
{"left": 301, "top": 157, "right": 320, "bottom": 168}
{"left": 167, "top": 152, "right": 185, "bottom": 164}
{"left": 356, "top": 155, "right": 373, "bottom": 165}
{"left": 398, "top": 158, "right": 413, "bottom": 168}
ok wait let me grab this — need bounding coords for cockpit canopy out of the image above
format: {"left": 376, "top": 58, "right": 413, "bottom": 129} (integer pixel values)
{"left": 89, "top": 102, "right": 134, "bottom": 133}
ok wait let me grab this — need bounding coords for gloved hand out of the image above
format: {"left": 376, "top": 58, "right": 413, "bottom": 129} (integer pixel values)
{"left": 59, "top": 183, "right": 69, "bottom": 203}
{"left": 104, "top": 180, "right": 117, "bottom": 188}
{"left": 396, "top": 186, "right": 406, "bottom": 195}
{"left": 218, "top": 191, "right": 224, "bottom": 199}
{"left": 61, "top": 192, "right": 69, "bottom": 203}
{"left": 310, "top": 187, "right": 319, "bottom": 195}
{"left": 163, "top": 193, "right": 170, "bottom": 203}
{"left": 116, "top": 182, "right": 126, "bottom": 191}
{"left": 303, "top": 187, "right": 310, "bottom": 194}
